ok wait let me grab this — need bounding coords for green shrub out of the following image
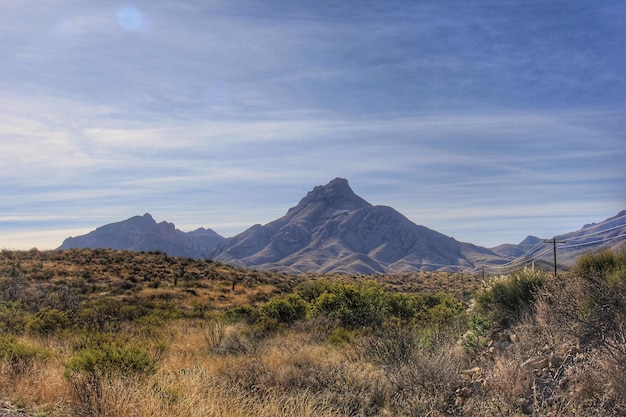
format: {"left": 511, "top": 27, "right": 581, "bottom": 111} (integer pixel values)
{"left": 460, "top": 313, "right": 491, "bottom": 355}
{"left": 259, "top": 294, "right": 308, "bottom": 325}
{"left": 576, "top": 249, "right": 626, "bottom": 284}
{"left": 65, "top": 340, "right": 157, "bottom": 379}
{"left": 0, "top": 301, "right": 29, "bottom": 334}
{"left": 294, "top": 279, "right": 334, "bottom": 302}
{"left": 420, "top": 294, "right": 466, "bottom": 326}
{"left": 26, "top": 307, "right": 69, "bottom": 335}
{"left": 309, "top": 281, "right": 389, "bottom": 329}
{"left": 0, "top": 335, "right": 51, "bottom": 375}
{"left": 65, "top": 336, "right": 158, "bottom": 415}
{"left": 328, "top": 326, "right": 356, "bottom": 346}
{"left": 224, "top": 304, "right": 258, "bottom": 324}
{"left": 474, "top": 267, "right": 546, "bottom": 327}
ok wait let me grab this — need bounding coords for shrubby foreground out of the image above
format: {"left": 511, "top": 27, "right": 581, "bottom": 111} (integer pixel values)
{"left": 0, "top": 248, "right": 624, "bottom": 416}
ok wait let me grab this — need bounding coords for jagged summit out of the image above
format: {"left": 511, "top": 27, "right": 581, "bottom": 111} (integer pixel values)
{"left": 288, "top": 178, "right": 371, "bottom": 215}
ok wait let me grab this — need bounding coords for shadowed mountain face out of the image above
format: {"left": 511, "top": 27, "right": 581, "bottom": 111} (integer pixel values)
{"left": 208, "top": 178, "right": 501, "bottom": 273}
{"left": 58, "top": 213, "right": 224, "bottom": 258}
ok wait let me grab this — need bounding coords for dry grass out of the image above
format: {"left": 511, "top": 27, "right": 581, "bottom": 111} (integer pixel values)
{"left": 0, "top": 249, "right": 624, "bottom": 416}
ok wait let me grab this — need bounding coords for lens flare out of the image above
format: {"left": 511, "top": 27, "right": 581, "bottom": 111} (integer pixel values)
{"left": 117, "top": 5, "right": 143, "bottom": 31}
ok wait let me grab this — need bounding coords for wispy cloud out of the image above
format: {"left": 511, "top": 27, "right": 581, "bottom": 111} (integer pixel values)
{"left": 0, "top": 1, "right": 624, "bottom": 250}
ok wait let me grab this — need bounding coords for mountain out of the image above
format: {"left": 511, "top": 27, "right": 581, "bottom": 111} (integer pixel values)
{"left": 57, "top": 213, "right": 224, "bottom": 258}
{"left": 56, "top": 180, "right": 625, "bottom": 275}
{"left": 208, "top": 178, "right": 503, "bottom": 273}
{"left": 491, "top": 210, "right": 626, "bottom": 270}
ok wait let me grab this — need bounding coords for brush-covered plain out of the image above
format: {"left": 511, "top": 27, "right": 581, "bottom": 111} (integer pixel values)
{"left": 0, "top": 248, "right": 624, "bottom": 416}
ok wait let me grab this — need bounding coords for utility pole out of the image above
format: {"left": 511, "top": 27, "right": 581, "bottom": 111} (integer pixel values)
{"left": 460, "top": 270, "right": 464, "bottom": 299}
{"left": 543, "top": 236, "right": 565, "bottom": 277}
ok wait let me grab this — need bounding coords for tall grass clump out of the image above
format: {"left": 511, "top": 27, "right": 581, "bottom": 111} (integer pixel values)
{"left": 64, "top": 334, "right": 160, "bottom": 416}
{"left": 0, "top": 335, "right": 51, "bottom": 377}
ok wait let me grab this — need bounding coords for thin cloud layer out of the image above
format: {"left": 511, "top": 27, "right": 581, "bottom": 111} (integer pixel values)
{"left": 1, "top": 0, "right": 624, "bottom": 249}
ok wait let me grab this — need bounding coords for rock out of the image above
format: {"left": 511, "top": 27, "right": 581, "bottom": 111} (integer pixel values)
{"left": 0, "top": 402, "right": 30, "bottom": 417}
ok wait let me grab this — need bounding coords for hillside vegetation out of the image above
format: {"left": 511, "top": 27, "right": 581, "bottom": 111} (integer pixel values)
{"left": 0, "top": 248, "right": 624, "bottom": 416}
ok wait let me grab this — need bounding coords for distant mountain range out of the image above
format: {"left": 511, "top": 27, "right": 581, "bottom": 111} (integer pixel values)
{"left": 57, "top": 178, "right": 625, "bottom": 274}
{"left": 58, "top": 213, "right": 223, "bottom": 259}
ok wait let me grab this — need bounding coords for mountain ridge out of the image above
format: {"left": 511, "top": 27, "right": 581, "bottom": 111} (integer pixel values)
{"left": 56, "top": 179, "right": 625, "bottom": 274}
{"left": 58, "top": 213, "right": 224, "bottom": 258}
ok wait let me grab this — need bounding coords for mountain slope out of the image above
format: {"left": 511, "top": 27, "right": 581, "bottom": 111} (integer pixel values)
{"left": 491, "top": 210, "right": 626, "bottom": 270}
{"left": 209, "top": 178, "right": 502, "bottom": 273}
{"left": 58, "top": 213, "right": 224, "bottom": 258}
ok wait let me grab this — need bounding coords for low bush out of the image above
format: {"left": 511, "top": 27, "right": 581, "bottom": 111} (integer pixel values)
{"left": 64, "top": 335, "right": 159, "bottom": 416}
{"left": 26, "top": 307, "right": 70, "bottom": 335}
{"left": 474, "top": 267, "right": 546, "bottom": 327}
{"left": 0, "top": 301, "right": 30, "bottom": 334}
{"left": 224, "top": 304, "right": 258, "bottom": 324}
{"left": 0, "top": 335, "right": 51, "bottom": 376}
{"left": 259, "top": 294, "right": 307, "bottom": 325}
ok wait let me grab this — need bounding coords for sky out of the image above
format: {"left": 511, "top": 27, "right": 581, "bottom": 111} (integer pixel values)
{"left": 1, "top": 0, "right": 625, "bottom": 250}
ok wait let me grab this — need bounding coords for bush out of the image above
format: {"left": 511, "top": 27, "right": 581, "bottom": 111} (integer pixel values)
{"left": 0, "top": 301, "right": 29, "bottom": 334}
{"left": 309, "top": 281, "right": 389, "bottom": 329}
{"left": 576, "top": 249, "right": 626, "bottom": 284}
{"left": 259, "top": 294, "right": 308, "bottom": 325}
{"left": 294, "top": 279, "right": 334, "bottom": 302}
{"left": 474, "top": 267, "right": 546, "bottom": 327}
{"left": 460, "top": 313, "right": 491, "bottom": 355}
{"left": 26, "top": 307, "right": 69, "bottom": 335}
{"left": 484, "top": 250, "right": 626, "bottom": 416}
{"left": 65, "top": 339, "right": 157, "bottom": 379}
{"left": 65, "top": 337, "right": 158, "bottom": 416}
{"left": 223, "top": 304, "right": 258, "bottom": 324}
{"left": 0, "top": 334, "right": 51, "bottom": 376}
{"left": 537, "top": 249, "right": 626, "bottom": 351}
{"left": 201, "top": 318, "right": 226, "bottom": 352}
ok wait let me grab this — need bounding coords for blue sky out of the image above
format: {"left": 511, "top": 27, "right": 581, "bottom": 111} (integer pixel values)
{"left": 1, "top": 0, "right": 625, "bottom": 249}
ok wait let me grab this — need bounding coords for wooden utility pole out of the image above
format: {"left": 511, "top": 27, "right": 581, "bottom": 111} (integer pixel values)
{"left": 460, "top": 270, "right": 464, "bottom": 299}
{"left": 543, "top": 237, "right": 565, "bottom": 277}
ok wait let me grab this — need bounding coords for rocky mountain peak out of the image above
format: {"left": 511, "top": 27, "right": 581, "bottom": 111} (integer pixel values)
{"left": 293, "top": 178, "right": 372, "bottom": 213}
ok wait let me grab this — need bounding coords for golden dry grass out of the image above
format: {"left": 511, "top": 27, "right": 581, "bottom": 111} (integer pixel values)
{"left": 0, "top": 249, "right": 624, "bottom": 416}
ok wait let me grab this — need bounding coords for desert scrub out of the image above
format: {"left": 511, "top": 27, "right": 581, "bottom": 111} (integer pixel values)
{"left": 26, "top": 307, "right": 70, "bottom": 336}
{"left": 64, "top": 335, "right": 159, "bottom": 416}
{"left": 309, "top": 281, "right": 390, "bottom": 329}
{"left": 260, "top": 280, "right": 468, "bottom": 336}
{"left": 259, "top": 294, "right": 308, "bottom": 325}
{"left": 0, "top": 335, "right": 51, "bottom": 376}
{"left": 474, "top": 266, "right": 546, "bottom": 327}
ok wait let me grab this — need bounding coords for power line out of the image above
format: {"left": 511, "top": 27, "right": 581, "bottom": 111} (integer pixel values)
{"left": 559, "top": 223, "right": 626, "bottom": 242}
{"left": 480, "top": 243, "right": 552, "bottom": 274}
{"left": 543, "top": 237, "right": 565, "bottom": 278}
